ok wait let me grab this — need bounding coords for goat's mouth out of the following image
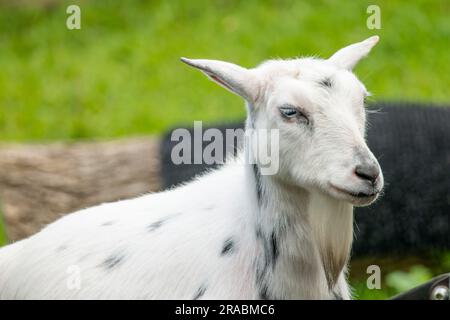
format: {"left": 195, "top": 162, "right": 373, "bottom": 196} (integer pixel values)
{"left": 329, "top": 184, "right": 379, "bottom": 206}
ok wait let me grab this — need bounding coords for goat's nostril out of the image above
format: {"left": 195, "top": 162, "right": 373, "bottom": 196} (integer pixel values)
{"left": 354, "top": 165, "right": 379, "bottom": 184}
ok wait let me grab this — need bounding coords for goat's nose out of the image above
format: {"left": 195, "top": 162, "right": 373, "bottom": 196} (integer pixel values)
{"left": 354, "top": 164, "right": 380, "bottom": 184}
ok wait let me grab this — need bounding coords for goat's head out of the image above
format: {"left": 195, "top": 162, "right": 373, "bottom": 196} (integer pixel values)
{"left": 181, "top": 36, "right": 384, "bottom": 206}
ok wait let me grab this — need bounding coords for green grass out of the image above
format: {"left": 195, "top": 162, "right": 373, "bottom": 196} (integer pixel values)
{"left": 0, "top": 0, "right": 449, "bottom": 142}
{"left": 349, "top": 250, "right": 450, "bottom": 300}
{"left": 350, "top": 252, "right": 450, "bottom": 299}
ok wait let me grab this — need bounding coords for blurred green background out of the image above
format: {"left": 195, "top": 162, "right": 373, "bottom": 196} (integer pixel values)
{"left": 0, "top": 0, "right": 448, "bottom": 299}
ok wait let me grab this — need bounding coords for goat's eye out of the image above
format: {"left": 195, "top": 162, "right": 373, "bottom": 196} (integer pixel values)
{"left": 279, "top": 105, "right": 309, "bottom": 124}
{"left": 279, "top": 107, "right": 298, "bottom": 118}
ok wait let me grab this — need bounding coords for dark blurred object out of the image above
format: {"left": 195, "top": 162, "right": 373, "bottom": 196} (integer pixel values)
{"left": 391, "top": 273, "right": 449, "bottom": 300}
{"left": 160, "top": 102, "right": 450, "bottom": 256}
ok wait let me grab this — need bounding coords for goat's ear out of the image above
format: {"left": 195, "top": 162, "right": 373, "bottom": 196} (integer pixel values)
{"left": 180, "top": 57, "right": 260, "bottom": 102}
{"left": 328, "top": 36, "right": 379, "bottom": 70}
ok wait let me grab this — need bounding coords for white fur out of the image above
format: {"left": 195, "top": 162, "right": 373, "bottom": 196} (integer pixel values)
{"left": 0, "top": 37, "right": 383, "bottom": 300}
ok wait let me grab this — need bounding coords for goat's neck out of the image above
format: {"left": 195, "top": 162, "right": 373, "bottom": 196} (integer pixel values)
{"left": 247, "top": 163, "right": 353, "bottom": 298}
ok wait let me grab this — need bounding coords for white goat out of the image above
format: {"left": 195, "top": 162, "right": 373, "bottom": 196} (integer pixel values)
{"left": 0, "top": 36, "right": 383, "bottom": 300}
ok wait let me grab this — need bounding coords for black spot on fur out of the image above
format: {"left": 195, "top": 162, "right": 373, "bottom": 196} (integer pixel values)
{"left": 101, "top": 254, "right": 125, "bottom": 270}
{"left": 148, "top": 220, "right": 164, "bottom": 232}
{"left": 255, "top": 227, "right": 281, "bottom": 299}
{"left": 256, "top": 228, "right": 279, "bottom": 270}
{"left": 101, "top": 221, "right": 115, "bottom": 226}
{"left": 193, "top": 285, "right": 207, "bottom": 300}
{"left": 333, "top": 291, "right": 343, "bottom": 300}
{"left": 147, "top": 213, "right": 182, "bottom": 232}
{"left": 259, "top": 284, "right": 270, "bottom": 300}
{"left": 270, "top": 232, "right": 279, "bottom": 267}
{"left": 320, "top": 78, "right": 332, "bottom": 88}
{"left": 253, "top": 164, "right": 262, "bottom": 204}
{"left": 221, "top": 238, "right": 235, "bottom": 255}
{"left": 255, "top": 227, "right": 268, "bottom": 281}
